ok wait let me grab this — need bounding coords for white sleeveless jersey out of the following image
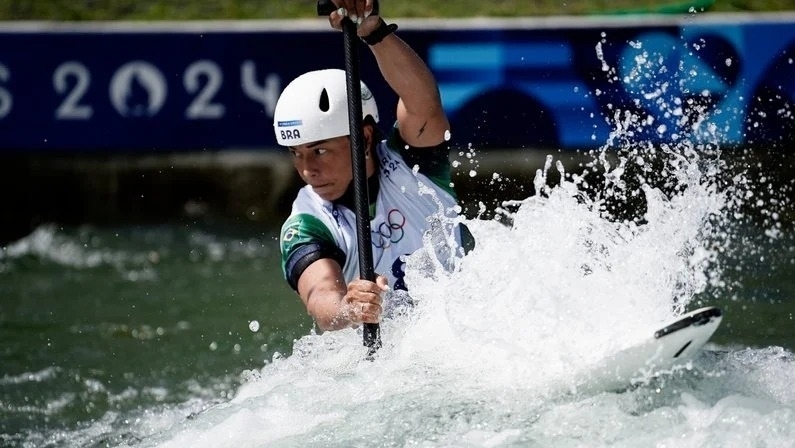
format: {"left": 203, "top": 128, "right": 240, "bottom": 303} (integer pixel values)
{"left": 280, "top": 137, "right": 463, "bottom": 292}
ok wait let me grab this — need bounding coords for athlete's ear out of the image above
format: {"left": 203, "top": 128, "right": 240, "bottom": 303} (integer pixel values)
{"left": 363, "top": 124, "right": 373, "bottom": 158}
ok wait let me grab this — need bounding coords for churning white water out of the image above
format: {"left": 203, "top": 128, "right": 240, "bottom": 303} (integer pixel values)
{"left": 55, "top": 35, "right": 795, "bottom": 447}
{"left": 115, "top": 133, "right": 795, "bottom": 447}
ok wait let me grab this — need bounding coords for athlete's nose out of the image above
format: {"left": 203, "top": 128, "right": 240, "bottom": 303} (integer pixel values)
{"left": 298, "top": 155, "right": 319, "bottom": 178}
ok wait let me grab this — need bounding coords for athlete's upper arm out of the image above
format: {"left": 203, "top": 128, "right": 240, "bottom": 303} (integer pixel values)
{"left": 396, "top": 98, "right": 450, "bottom": 149}
{"left": 280, "top": 213, "right": 345, "bottom": 290}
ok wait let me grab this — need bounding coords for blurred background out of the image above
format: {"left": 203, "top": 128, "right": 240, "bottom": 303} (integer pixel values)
{"left": 2, "top": 0, "right": 794, "bottom": 241}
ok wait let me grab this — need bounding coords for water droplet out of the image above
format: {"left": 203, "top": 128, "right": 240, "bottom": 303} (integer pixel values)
{"left": 249, "top": 320, "right": 260, "bottom": 332}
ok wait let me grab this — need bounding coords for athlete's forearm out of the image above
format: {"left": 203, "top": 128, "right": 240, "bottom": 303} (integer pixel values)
{"left": 293, "top": 252, "right": 384, "bottom": 332}
{"left": 306, "top": 291, "right": 354, "bottom": 331}
{"left": 368, "top": 33, "right": 442, "bottom": 116}
{"left": 297, "top": 259, "right": 354, "bottom": 331}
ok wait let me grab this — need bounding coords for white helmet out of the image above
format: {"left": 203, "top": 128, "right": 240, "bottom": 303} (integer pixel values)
{"left": 273, "top": 69, "right": 379, "bottom": 146}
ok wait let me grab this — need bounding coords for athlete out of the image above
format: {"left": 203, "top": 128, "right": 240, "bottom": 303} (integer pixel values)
{"left": 275, "top": 0, "right": 471, "bottom": 331}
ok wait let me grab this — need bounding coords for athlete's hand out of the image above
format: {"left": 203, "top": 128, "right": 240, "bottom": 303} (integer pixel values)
{"left": 328, "top": 0, "right": 381, "bottom": 36}
{"left": 342, "top": 275, "right": 388, "bottom": 326}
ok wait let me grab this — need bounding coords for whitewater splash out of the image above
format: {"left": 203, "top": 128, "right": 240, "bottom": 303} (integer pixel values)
{"left": 26, "top": 32, "right": 794, "bottom": 448}
{"left": 129, "top": 114, "right": 794, "bottom": 447}
{"left": 130, "top": 132, "right": 795, "bottom": 447}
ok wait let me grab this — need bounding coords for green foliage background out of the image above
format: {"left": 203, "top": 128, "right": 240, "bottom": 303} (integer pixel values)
{"left": 0, "top": 0, "right": 792, "bottom": 21}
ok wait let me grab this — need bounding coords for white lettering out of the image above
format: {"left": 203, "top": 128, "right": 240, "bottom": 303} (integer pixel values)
{"left": 0, "top": 64, "right": 11, "bottom": 119}
{"left": 241, "top": 60, "right": 280, "bottom": 117}
{"left": 53, "top": 61, "right": 93, "bottom": 120}
{"left": 184, "top": 60, "right": 225, "bottom": 119}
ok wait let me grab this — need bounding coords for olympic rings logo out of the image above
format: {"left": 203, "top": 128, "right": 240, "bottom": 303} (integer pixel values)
{"left": 372, "top": 208, "right": 406, "bottom": 249}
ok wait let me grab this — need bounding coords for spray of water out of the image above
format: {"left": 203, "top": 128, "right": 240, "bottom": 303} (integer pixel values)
{"left": 144, "top": 130, "right": 792, "bottom": 445}
{"left": 57, "top": 28, "right": 794, "bottom": 448}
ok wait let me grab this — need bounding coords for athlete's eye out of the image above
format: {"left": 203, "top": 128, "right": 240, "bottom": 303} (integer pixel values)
{"left": 314, "top": 148, "right": 327, "bottom": 156}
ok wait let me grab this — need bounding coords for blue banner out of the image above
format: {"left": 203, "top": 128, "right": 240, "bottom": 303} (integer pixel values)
{"left": 1, "top": 16, "right": 794, "bottom": 153}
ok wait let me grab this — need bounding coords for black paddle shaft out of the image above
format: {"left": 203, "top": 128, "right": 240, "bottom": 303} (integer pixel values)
{"left": 317, "top": 0, "right": 381, "bottom": 353}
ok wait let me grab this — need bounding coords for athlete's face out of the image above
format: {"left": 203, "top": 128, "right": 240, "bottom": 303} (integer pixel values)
{"left": 289, "top": 136, "right": 353, "bottom": 201}
{"left": 289, "top": 126, "right": 375, "bottom": 201}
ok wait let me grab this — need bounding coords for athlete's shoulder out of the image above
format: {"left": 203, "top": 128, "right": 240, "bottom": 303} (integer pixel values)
{"left": 280, "top": 212, "right": 337, "bottom": 251}
{"left": 281, "top": 188, "right": 337, "bottom": 243}
{"left": 290, "top": 185, "right": 324, "bottom": 211}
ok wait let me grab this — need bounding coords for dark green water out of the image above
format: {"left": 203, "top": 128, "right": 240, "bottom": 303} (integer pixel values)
{"left": 0, "top": 222, "right": 314, "bottom": 445}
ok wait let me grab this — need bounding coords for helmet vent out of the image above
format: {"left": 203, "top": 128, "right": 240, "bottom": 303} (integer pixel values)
{"left": 319, "top": 88, "right": 330, "bottom": 112}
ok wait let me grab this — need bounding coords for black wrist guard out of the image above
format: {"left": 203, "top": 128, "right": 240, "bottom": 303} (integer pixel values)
{"left": 361, "top": 19, "right": 398, "bottom": 46}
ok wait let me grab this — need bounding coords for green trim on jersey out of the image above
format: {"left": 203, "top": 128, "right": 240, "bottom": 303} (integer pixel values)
{"left": 280, "top": 213, "right": 336, "bottom": 275}
{"left": 386, "top": 124, "right": 456, "bottom": 198}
